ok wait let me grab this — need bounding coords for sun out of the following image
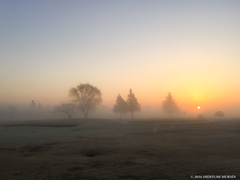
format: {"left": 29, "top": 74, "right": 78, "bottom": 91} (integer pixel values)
{"left": 197, "top": 106, "right": 201, "bottom": 110}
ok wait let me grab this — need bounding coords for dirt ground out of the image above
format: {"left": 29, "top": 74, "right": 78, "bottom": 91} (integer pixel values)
{"left": 0, "top": 118, "right": 239, "bottom": 180}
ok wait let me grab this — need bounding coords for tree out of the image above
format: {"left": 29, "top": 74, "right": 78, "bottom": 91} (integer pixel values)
{"left": 30, "top": 100, "right": 36, "bottom": 109}
{"left": 215, "top": 111, "right": 224, "bottom": 120}
{"left": 69, "top": 83, "right": 102, "bottom": 119}
{"left": 162, "top": 92, "right": 178, "bottom": 118}
{"left": 127, "top": 89, "right": 141, "bottom": 120}
{"left": 55, "top": 103, "right": 75, "bottom": 119}
{"left": 113, "top": 94, "right": 128, "bottom": 119}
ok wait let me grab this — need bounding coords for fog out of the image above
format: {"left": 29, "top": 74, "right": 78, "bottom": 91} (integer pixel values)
{"left": 1, "top": 86, "right": 240, "bottom": 179}
{"left": 1, "top": 101, "right": 240, "bottom": 121}
{"left": 1, "top": 0, "right": 240, "bottom": 178}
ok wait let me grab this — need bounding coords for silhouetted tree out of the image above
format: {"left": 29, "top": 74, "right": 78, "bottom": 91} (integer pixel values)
{"left": 113, "top": 94, "right": 128, "bottom": 119}
{"left": 215, "top": 111, "right": 224, "bottom": 120}
{"left": 55, "top": 103, "right": 75, "bottom": 119}
{"left": 30, "top": 100, "right": 36, "bottom": 109}
{"left": 69, "top": 83, "right": 102, "bottom": 119}
{"left": 162, "top": 92, "right": 178, "bottom": 118}
{"left": 127, "top": 89, "right": 141, "bottom": 120}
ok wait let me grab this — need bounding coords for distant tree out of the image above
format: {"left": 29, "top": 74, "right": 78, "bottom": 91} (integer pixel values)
{"left": 30, "top": 100, "right": 36, "bottom": 109}
{"left": 127, "top": 89, "right": 141, "bottom": 120}
{"left": 55, "top": 103, "right": 75, "bottom": 119}
{"left": 162, "top": 92, "right": 178, "bottom": 118}
{"left": 214, "top": 111, "right": 224, "bottom": 120}
{"left": 69, "top": 83, "right": 102, "bottom": 119}
{"left": 113, "top": 94, "right": 128, "bottom": 119}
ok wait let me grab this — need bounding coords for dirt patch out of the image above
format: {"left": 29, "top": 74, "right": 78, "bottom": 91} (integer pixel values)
{"left": 80, "top": 146, "right": 114, "bottom": 157}
{"left": 3, "top": 124, "right": 79, "bottom": 127}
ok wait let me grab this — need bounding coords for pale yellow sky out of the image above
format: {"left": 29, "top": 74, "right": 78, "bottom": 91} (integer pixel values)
{"left": 1, "top": 1, "right": 240, "bottom": 117}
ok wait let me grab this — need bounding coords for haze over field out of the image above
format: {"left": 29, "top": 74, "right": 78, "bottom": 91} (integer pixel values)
{"left": 1, "top": 0, "right": 240, "bottom": 118}
{"left": 1, "top": 2, "right": 240, "bottom": 179}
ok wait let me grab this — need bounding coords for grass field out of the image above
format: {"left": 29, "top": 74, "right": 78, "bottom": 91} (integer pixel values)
{"left": 0, "top": 118, "right": 239, "bottom": 179}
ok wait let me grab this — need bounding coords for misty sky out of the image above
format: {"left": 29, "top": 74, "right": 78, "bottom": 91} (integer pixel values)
{"left": 1, "top": 0, "right": 240, "bottom": 114}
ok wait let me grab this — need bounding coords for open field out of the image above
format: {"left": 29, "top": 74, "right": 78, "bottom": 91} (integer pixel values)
{"left": 0, "top": 118, "right": 240, "bottom": 180}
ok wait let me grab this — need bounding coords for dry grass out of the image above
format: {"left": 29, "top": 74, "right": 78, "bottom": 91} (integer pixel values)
{"left": 0, "top": 118, "right": 240, "bottom": 179}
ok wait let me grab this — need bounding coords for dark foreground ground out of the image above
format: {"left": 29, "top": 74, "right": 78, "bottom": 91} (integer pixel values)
{"left": 0, "top": 118, "right": 240, "bottom": 180}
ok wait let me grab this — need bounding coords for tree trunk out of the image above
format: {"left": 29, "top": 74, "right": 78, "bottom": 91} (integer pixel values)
{"left": 131, "top": 112, "right": 134, "bottom": 120}
{"left": 83, "top": 110, "right": 88, "bottom": 119}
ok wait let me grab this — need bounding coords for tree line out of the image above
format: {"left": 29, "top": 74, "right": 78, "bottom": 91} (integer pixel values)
{"left": 56, "top": 83, "right": 225, "bottom": 120}
{"left": 56, "top": 83, "right": 179, "bottom": 119}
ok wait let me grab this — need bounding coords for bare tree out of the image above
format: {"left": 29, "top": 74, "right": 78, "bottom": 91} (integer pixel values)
{"left": 214, "top": 111, "right": 224, "bottom": 120}
{"left": 113, "top": 94, "right": 128, "bottom": 119}
{"left": 55, "top": 103, "right": 75, "bottom": 119}
{"left": 162, "top": 92, "right": 178, "bottom": 118}
{"left": 127, "top": 89, "right": 141, "bottom": 120}
{"left": 69, "top": 83, "right": 102, "bottom": 119}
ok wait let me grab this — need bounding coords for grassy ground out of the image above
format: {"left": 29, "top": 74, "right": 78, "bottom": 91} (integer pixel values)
{"left": 0, "top": 118, "right": 239, "bottom": 179}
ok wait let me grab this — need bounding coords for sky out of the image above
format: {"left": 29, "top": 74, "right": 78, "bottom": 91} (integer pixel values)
{"left": 1, "top": 0, "right": 240, "bottom": 117}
